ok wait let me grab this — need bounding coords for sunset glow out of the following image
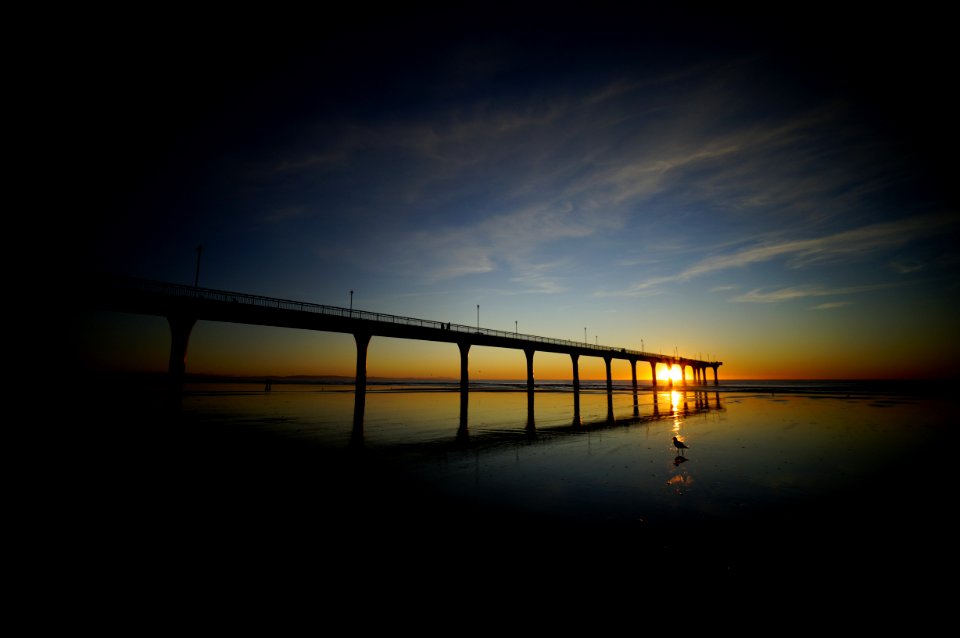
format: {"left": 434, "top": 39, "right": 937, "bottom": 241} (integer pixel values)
{"left": 55, "top": 7, "right": 957, "bottom": 604}
{"left": 66, "top": 7, "right": 958, "bottom": 383}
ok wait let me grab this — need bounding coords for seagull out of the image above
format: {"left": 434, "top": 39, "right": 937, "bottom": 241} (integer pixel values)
{"left": 672, "top": 436, "right": 689, "bottom": 454}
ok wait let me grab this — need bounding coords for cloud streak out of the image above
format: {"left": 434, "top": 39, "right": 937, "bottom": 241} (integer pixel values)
{"left": 731, "top": 284, "right": 894, "bottom": 303}
{"left": 602, "top": 213, "right": 957, "bottom": 297}
{"left": 268, "top": 56, "right": 953, "bottom": 305}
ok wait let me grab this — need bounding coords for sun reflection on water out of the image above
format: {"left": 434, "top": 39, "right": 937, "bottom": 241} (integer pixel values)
{"left": 670, "top": 390, "right": 682, "bottom": 414}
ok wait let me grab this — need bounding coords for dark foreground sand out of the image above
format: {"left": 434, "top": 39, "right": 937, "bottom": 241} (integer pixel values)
{"left": 48, "top": 380, "right": 953, "bottom": 619}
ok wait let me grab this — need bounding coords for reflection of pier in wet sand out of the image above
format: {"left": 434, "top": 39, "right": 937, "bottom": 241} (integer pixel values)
{"left": 91, "top": 276, "right": 724, "bottom": 429}
{"left": 442, "top": 389, "right": 724, "bottom": 450}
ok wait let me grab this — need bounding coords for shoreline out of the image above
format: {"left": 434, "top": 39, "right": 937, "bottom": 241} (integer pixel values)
{"left": 85, "top": 369, "right": 949, "bottom": 394}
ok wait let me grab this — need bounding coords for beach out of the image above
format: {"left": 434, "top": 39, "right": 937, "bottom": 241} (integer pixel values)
{"left": 62, "top": 377, "right": 952, "bottom": 610}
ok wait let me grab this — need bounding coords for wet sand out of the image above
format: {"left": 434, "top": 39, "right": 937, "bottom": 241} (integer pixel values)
{"left": 60, "top": 381, "right": 953, "bottom": 609}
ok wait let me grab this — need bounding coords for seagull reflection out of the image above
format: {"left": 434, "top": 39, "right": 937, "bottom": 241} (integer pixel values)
{"left": 673, "top": 455, "right": 688, "bottom": 466}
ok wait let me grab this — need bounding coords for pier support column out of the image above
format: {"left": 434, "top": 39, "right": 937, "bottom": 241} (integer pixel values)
{"left": 712, "top": 364, "right": 720, "bottom": 386}
{"left": 681, "top": 363, "right": 687, "bottom": 386}
{"left": 571, "top": 353, "right": 581, "bottom": 423}
{"left": 604, "top": 356, "right": 614, "bottom": 420}
{"left": 525, "top": 348, "right": 536, "bottom": 427}
{"left": 459, "top": 342, "right": 471, "bottom": 426}
{"left": 353, "top": 333, "right": 371, "bottom": 429}
{"left": 630, "top": 358, "right": 639, "bottom": 416}
{"left": 166, "top": 314, "right": 197, "bottom": 411}
{"left": 649, "top": 361, "right": 658, "bottom": 390}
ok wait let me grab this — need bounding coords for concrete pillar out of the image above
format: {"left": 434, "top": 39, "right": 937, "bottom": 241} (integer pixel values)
{"left": 604, "top": 355, "right": 613, "bottom": 418}
{"left": 459, "top": 342, "right": 471, "bottom": 425}
{"left": 604, "top": 356, "right": 613, "bottom": 395}
{"left": 353, "top": 333, "right": 371, "bottom": 427}
{"left": 712, "top": 364, "right": 720, "bottom": 386}
{"left": 166, "top": 314, "right": 197, "bottom": 410}
{"left": 525, "top": 348, "right": 535, "bottom": 425}
{"left": 524, "top": 348, "right": 535, "bottom": 394}
{"left": 649, "top": 361, "right": 658, "bottom": 389}
{"left": 571, "top": 353, "right": 581, "bottom": 421}
{"left": 630, "top": 358, "right": 639, "bottom": 416}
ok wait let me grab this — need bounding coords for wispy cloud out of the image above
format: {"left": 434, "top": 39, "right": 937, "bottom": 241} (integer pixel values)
{"left": 276, "top": 59, "right": 952, "bottom": 298}
{"left": 730, "top": 283, "right": 895, "bottom": 303}
{"left": 278, "top": 60, "right": 849, "bottom": 224}
{"left": 888, "top": 259, "right": 925, "bottom": 274}
{"left": 811, "top": 301, "right": 851, "bottom": 310}
{"left": 507, "top": 259, "right": 571, "bottom": 294}
{"left": 603, "top": 213, "right": 957, "bottom": 296}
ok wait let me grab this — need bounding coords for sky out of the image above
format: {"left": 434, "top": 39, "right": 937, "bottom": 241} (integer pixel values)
{"left": 64, "top": 5, "right": 959, "bottom": 381}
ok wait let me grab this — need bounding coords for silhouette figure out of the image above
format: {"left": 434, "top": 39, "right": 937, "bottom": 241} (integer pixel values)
{"left": 672, "top": 436, "right": 689, "bottom": 455}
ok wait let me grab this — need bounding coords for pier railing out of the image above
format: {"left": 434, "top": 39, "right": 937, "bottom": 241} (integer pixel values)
{"left": 103, "top": 276, "right": 698, "bottom": 362}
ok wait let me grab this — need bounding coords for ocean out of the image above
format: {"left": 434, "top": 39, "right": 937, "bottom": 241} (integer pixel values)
{"left": 68, "top": 376, "right": 953, "bottom": 611}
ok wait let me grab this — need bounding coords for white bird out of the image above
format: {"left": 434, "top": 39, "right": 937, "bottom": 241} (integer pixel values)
{"left": 672, "top": 436, "right": 689, "bottom": 454}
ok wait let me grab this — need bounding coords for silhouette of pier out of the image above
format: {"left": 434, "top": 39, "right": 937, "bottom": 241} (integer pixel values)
{"left": 89, "top": 276, "right": 723, "bottom": 426}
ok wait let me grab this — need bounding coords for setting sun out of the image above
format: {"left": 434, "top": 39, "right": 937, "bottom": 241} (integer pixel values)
{"left": 670, "top": 365, "right": 682, "bottom": 382}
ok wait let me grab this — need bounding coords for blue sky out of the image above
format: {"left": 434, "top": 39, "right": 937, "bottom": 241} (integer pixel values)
{"left": 67, "top": 6, "right": 959, "bottom": 379}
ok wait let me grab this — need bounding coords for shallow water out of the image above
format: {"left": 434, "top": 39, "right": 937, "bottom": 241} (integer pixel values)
{"left": 174, "top": 386, "right": 944, "bottom": 529}
{"left": 75, "top": 380, "right": 953, "bottom": 603}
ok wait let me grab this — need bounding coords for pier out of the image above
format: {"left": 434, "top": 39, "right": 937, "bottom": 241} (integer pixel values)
{"left": 88, "top": 276, "right": 723, "bottom": 424}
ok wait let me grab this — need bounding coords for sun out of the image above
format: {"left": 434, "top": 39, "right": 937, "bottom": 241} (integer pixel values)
{"left": 670, "top": 365, "right": 682, "bottom": 382}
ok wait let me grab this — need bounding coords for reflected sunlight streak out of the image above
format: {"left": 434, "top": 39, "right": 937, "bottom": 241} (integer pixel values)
{"left": 670, "top": 390, "right": 682, "bottom": 414}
